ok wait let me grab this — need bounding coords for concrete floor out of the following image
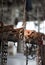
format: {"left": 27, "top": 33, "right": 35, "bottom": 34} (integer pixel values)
{"left": 7, "top": 53, "right": 36, "bottom": 65}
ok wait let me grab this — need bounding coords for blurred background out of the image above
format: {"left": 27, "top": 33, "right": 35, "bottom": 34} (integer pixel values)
{"left": 0, "top": 0, "right": 45, "bottom": 65}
